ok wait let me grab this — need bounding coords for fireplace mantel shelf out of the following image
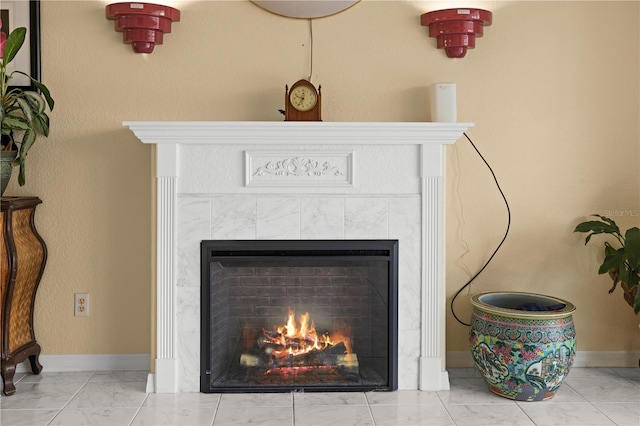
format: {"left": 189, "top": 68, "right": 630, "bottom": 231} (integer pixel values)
{"left": 123, "top": 121, "right": 473, "bottom": 145}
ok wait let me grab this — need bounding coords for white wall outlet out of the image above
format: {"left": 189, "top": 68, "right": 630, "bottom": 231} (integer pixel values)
{"left": 75, "top": 293, "right": 89, "bottom": 317}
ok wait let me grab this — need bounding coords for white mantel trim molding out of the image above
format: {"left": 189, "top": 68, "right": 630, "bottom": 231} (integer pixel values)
{"left": 123, "top": 121, "right": 473, "bottom": 393}
{"left": 123, "top": 121, "right": 473, "bottom": 145}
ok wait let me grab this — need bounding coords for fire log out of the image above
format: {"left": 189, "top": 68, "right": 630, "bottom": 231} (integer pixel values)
{"left": 239, "top": 354, "right": 261, "bottom": 367}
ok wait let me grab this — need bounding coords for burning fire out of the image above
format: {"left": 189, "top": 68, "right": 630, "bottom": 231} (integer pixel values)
{"left": 262, "top": 308, "right": 351, "bottom": 359}
{"left": 239, "top": 307, "right": 359, "bottom": 381}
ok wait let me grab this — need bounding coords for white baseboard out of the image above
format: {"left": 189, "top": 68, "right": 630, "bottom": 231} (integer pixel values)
{"left": 447, "top": 350, "right": 640, "bottom": 368}
{"left": 15, "top": 354, "right": 151, "bottom": 373}
{"left": 146, "top": 373, "right": 155, "bottom": 393}
{"left": 572, "top": 351, "right": 640, "bottom": 367}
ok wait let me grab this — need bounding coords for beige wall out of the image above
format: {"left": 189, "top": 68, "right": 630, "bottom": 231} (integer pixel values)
{"left": 5, "top": 1, "right": 638, "bottom": 362}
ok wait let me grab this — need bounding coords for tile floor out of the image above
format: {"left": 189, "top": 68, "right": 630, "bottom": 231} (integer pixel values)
{"left": 0, "top": 367, "right": 639, "bottom": 425}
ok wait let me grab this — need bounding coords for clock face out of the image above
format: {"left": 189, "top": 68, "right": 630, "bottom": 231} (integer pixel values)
{"left": 289, "top": 86, "right": 317, "bottom": 112}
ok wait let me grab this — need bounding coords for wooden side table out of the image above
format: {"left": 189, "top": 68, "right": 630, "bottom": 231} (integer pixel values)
{"left": 1, "top": 197, "right": 47, "bottom": 395}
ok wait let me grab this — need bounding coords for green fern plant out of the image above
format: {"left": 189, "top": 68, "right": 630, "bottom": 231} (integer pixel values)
{"left": 575, "top": 215, "right": 640, "bottom": 314}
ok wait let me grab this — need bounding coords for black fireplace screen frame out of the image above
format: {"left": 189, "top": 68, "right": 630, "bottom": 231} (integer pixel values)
{"left": 200, "top": 239, "right": 399, "bottom": 393}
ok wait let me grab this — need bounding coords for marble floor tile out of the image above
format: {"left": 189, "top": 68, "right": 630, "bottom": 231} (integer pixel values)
{"left": 444, "top": 403, "right": 535, "bottom": 425}
{"left": 132, "top": 405, "right": 216, "bottom": 426}
{"left": 294, "top": 391, "right": 368, "bottom": 406}
{"left": 142, "top": 391, "right": 220, "bottom": 408}
{"left": 218, "top": 392, "right": 293, "bottom": 408}
{"left": 564, "top": 376, "right": 640, "bottom": 403}
{"left": 566, "top": 368, "right": 619, "bottom": 378}
{"left": 48, "top": 407, "right": 140, "bottom": 426}
{"left": 1, "top": 368, "right": 638, "bottom": 425}
{"left": 437, "top": 378, "right": 518, "bottom": 405}
{"left": 370, "top": 403, "right": 454, "bottom": 426}
{"left": 0, "top": 408, "right": 59, "bottom": 426}
{"left": 64, "top": 381, "right": 148, "bottom": 409}
{"left": 365, "top": 389, "right": 441, "bottom": 405}
{"left": 610, "top": 367, "right": 640, "bottom": 379}
{"left": 17, "top": 371, "right": 93, "bottom": 384}
{"left": 592, "top": 402, "right": 640, "bottom": 426}
{"left": 213, "top": 404, "right": 293, "bottom": 426}
{"left": 623, "top": 376, "right": 640, "bottom": 388}
{"left": 519, "top": 402, "right": 616, "bottom": 425}
{"left": 133, "top": 392, "right": 220, "bottom": 425}
{"left": 294, "top": 405, "right": 374, "bottom": 426}
{"left": 610, "top": 367, "right": 640, "bottom": 388}
{"left": 0, "top": 382, "right": 82, "bottom": 410}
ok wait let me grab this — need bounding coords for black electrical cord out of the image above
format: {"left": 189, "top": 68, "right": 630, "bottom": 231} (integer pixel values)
{"left": 450, "top": 132, "right": 512, "bottom": 326}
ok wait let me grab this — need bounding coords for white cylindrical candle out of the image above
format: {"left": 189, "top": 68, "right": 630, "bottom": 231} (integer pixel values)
{"left": 430, "top": 83, "right": 457, "bottom": 122}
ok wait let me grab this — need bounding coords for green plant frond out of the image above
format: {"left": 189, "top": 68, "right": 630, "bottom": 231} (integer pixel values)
{"left": 35, "top": 82, "right": 54, "bottom": 111}
{"left": 627, "top": 269, "right": 640, "bottom": 289}
{"left": 574, "top": 219, "right": 621, "bottom": 238}
{"left": 623, "top": 227, "right": 640, "bottom": 269}
{"left": 15, "top": 97, "right": 34, "bottom": 124}
{"left": 23, "top": 91, "right": 46, "bottom": 115}
{"left": 13, "top": 71, "right": 55, "bottom": 111}
{"left": 583, "top": 233, "right": 593, "bottom": 245}
{"left": 618, "top": 266, "right": 630, "bottom": 285}
{"left": 4, "top": 87, "right": 24, "bottom": 101}
{"left": 592, "top": 215, "right": 621, "bottom": 231}
{"left": 18, "top": 128, "right": 36, "bottom": 156}
{"left": 578, "top": 215, "right": 640, "bottom": 314}
{"left": 32, "top": 113, "right": 50, "bottom": 137}
{"left": 2, "top": 116, "right": 30, "bottom": 131}
{"left": 17, "top": 160, "right": 26, "bottom": 186}
{"left": 2, "top": 27, "right": 26, "bottom": 65}
{"left": 2, "top": 95, "right": 21, "bottom": 114}
{"left": 598, "top": 247, "right": 625, "bottom": 275}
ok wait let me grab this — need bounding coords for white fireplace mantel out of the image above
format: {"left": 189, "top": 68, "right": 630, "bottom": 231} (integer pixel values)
{"left": 123, "top": 121, "right": 472, "bottom": 144}
{"left": 124, "top": 121, "right": 473, "bottom": 393}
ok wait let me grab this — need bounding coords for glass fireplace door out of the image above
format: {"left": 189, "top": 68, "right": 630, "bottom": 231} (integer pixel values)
{"left": 200, "top": 240, "right": 398, "bottom": 393}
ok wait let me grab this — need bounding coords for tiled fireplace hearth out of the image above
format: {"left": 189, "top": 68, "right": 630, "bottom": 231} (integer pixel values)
{"left": 124, "top": 121, "right": 472, "bottom": 393}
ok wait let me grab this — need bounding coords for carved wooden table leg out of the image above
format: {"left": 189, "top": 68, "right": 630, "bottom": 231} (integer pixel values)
{"left": 29, "top": 344, "right": 43, "bottom": 374}
{"left": 1, "top": 341, "right": 42, "bottom": 395}
{"left": 1, "top": 360, "right": 17, "bottom": 395}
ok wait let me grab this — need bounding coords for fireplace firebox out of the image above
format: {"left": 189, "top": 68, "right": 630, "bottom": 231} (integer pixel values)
{"left": 200, "top": 240, "right": 398, "bottom": 393}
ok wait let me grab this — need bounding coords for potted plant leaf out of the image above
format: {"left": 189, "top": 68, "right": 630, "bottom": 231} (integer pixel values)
{"left": 1, "top": 20, "right": 54, "bottom": 195}
{"left": 574, "top": 214, "right": 640, "bottom": 314}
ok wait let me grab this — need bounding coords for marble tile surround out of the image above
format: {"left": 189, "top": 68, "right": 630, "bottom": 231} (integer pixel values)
{"left": 177, "top": 195, "right": 422, "bottom": 391}
{"left": 123, "top": 121, "right": 473, "bottom": 393}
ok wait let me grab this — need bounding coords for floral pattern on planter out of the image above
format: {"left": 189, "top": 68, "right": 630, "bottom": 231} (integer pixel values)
{"left": 469, "top": 292, "right": 576, "bottom": 402}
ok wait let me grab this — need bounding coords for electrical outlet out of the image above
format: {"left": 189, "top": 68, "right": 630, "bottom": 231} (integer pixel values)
{"left": 75, "top": 293, "right": 89, "bottom": 317}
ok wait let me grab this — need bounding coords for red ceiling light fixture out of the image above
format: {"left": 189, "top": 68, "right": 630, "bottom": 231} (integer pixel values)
{"left": 420, "top": 8, "right": 492, "bottom": 58}
{"left": 106, "top": 2, "right": 181, "bottom": 54}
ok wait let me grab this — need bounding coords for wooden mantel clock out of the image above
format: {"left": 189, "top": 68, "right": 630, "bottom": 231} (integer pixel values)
{"left": 284, "top": 79, "right": 322, "bottom": 121}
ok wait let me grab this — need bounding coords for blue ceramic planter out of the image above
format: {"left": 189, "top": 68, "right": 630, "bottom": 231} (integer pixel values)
{"left": 1, "top": 151, "right": 17, "bottom": 196}
{"left": 469, "top": 292, "right": 576, "bottom": 401}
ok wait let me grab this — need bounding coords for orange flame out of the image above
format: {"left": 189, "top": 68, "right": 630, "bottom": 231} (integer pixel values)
{"left": 266, "top": 308, "right": 348, "bottom": 358}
